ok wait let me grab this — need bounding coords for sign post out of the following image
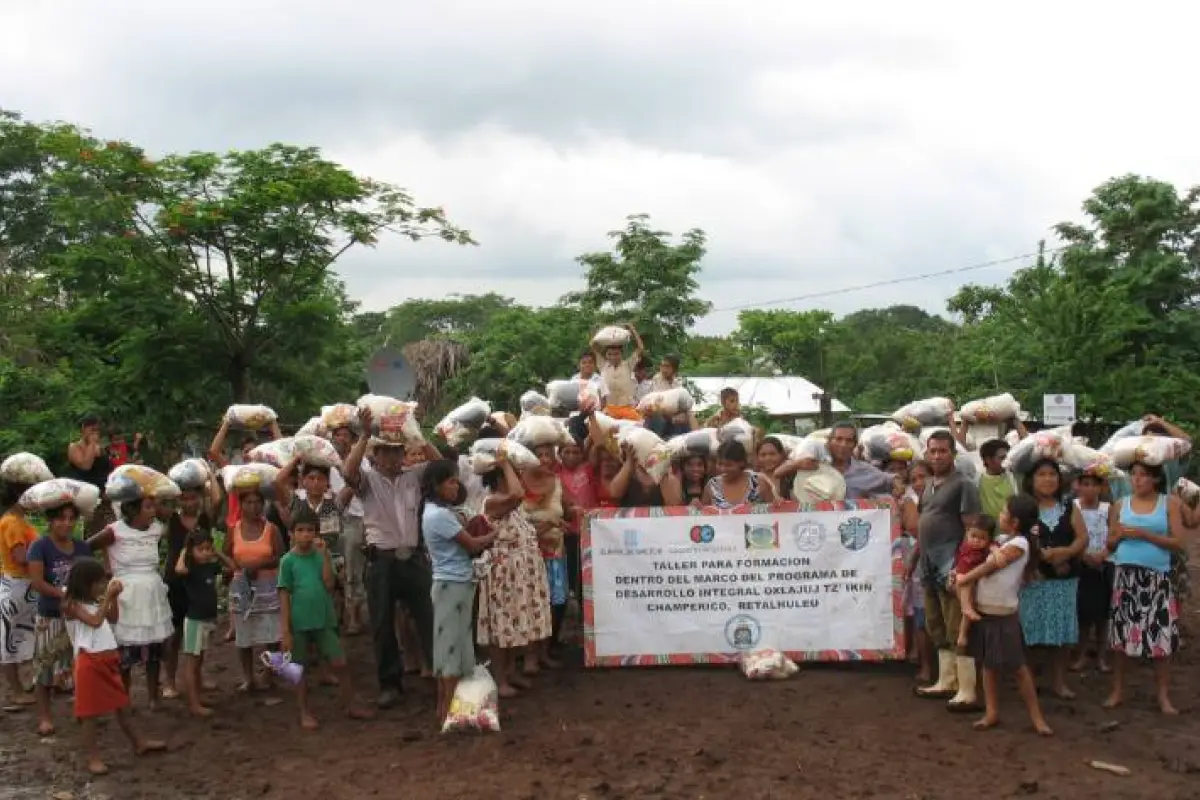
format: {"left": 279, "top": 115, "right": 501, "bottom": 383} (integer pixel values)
{"left": 1042, "top": 394, "right": 1077, "bottom": 427}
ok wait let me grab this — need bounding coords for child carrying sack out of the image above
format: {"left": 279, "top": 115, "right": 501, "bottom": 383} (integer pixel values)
{"left": 442, "top": 664, "right": 501, "bottom": 733}
{"left": 0, "top": 452, "right": 53, "bottom": 485}
{"left": 435, "top": 397, "right": 492, "bottom": 447}
{"left": 105, "top": 465, "right": 181, "bottom": 503}
{"left": 20, "top": 479, "right": 101, "bottom": 515}
{"left": 167, "top": 459, "right": 212, "bottom": 491}
{"left": 590, "top": 325, "right": 631, "bottom": 350}
{"left": 224, "top": 404, "right": 277, "bottom": 430}
{"left": 356, "top": 394, "right": 424, "bottom": 448}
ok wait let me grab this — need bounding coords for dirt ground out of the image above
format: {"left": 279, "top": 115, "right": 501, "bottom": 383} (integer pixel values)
{"left": 2, "top": 607, "right": 1198, "bottom": 800}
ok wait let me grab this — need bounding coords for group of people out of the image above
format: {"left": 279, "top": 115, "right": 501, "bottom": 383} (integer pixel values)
{"left": 0, "top": 329, "right": 1192, "bottom": 774}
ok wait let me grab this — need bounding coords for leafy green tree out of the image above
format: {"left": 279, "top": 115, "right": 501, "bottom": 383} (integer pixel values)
{"left": 365, "top": 292, "right": 515, "bottom": 351}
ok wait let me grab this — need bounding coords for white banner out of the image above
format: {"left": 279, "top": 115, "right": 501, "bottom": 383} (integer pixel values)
{"left": 586, "top": 505, "right": 900, "bottom": 665}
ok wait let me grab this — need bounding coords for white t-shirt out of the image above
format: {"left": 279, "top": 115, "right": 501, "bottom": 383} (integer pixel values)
{"left": 67, "top": 604, "right": 120, "bottom": 655}
{"left": 975, "top": 534, "right": 1029, "bottom": 613}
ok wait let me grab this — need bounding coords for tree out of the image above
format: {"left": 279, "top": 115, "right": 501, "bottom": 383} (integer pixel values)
{"left": 563, "top": 214, "right": 711, "bottom": 358}
{"left": 365, "top": 292, "right": 515, "bottom": 351}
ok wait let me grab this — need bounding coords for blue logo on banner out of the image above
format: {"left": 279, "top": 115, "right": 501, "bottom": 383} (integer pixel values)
{"left": 724, "top": 615, "right": 761, "bottom": 651}
{"left": 838, "top": 517, "right": 872, "bottom": 551}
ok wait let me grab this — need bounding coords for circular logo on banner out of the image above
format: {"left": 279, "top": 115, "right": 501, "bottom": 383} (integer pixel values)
{"left": 792, "top": 521, "right": 826, "bottom": 552}
{"left": 838, "top": 517, "right": 873, "bottom": 552}
{"left": 724, "top": 614, "right": 761, "bottom": 651}
{"left": 689, "top": 525, "right": 715, "bottom": 544}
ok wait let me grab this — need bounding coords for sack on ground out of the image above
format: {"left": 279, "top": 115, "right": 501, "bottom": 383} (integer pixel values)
{"left": 740, "top": 648, "right": 799, "bottom": 680}
{"left": 250, "top": 438, "right": 296, "bottom": 468}
{"left": 1003, "top": 427, "right": 1070, "bottom": 474}
{"left": 545, "top": 380, "right": 597, "bottom": 413}
{"left": 618, "top": 426, "right": 672, "bottom": 484}
{"left": 320, "top": 403, "right": 358, "bottom": 432}
{"left": 667, "top": 429, "right": 719, "bottom": 460}
{"left": 106, "top": 464, "right": 180, "bottom": 503}
{"left": 1108, "top": 435, "right": 1191, "bottom": 468}
{"left": 357, "top": 394, "right": 424, "bottom": 447}
{"left": 959, "top": 393, "right": 1020, "bottom": 424}
{"left": 590, "top": 326, "right": 631, "bottom": 350}
{"left": 0, "top": 452, "right": 53, "bottom": 485}
{"left": 468, "top": 438, "right": 539, "bottom": 475}
{"left": 791, "top": 463, "right": 847, "bottom": 504}
{"left": 293, "top": 435, "right": 342, "bottom": 469}
{"left": 219, "top": 463, "right": 280, "bottom": 498}
{"left": 637, "top": 387, "right": 693, "bottom": 417}
{"left": 519, "top": 391, "right": 551, "bottom": 418}
{"left": 508, "top": 416, "right": 573, "bottom": 450}
{"left": 436, "top": 398, "right": 492, "bottom": 447}
{"left": 718, "top": 418, "right": 755, "bottom": 447}
{"left": 224, "top": 404, "right": 277, "bottom": 430}
{"left": 167, "top": 459, "right": 212, "bottom": 491}
{"left": 297, "top": 417, "right": 328, "bottom": 438}
{"left": 891, "top": 397, "right": 953, "bottom": 431}
{"left": 441, "top": 664, "right": 501, "bottom": 734}
{"left": 20, "top": 479, "right": 101, "bottom": 515}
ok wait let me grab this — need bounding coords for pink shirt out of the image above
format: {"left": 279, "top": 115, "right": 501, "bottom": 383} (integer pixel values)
{"left": 556, "top": 463, "right": 597, "bottom": 534}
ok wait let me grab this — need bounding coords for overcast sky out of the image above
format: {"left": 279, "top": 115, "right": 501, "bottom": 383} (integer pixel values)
{"left": 4, "top": 1, "right": 1199, "bottom": 335}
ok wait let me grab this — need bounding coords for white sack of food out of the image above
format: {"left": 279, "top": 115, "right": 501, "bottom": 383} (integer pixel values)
{"left": 293, "top": 435, "right": 342, "bottom": 469}
{"left": 666, "top": 429, "right": 719, "bottom": 460}
{"left": 435, "top": 397, "right": 492, "bottom": 447}
{"left": 167, "top": 459, "right": 212, "bottom": 491}
{"left": 508, "top": 416, "right": 573, "bottom": 450}
{"left": 219, "top": 463, "right": 280, "bottom": 498}
{"left": 591, "top": 411, "right": 637, "bottom": 457}
{"left": 956, "top": 452, "right": 982, "bottom": 483}
{"left": 637, "top": 387, "right": 694, "bottom": 417}
{"left": 224, "top": 404, "right": 277, "bottom": 430}
{"left": 468, "top": 438, "right": 540, "bottom": 475}
{"left": 20, "top": 479, "right": 101, "bottom": 515}
{"left": 739, "top": 648, "right": 799, "bottom": 681}
{"left": 590, "top": 325, "right": 631, "bottom": 349}
{"left": 356, "top": 394, "right": 424, "bottom": 447}
{"left": 441, "top": 664, "right": 501, "bottom": 734}
{"left": 807, "top": 429, "right": 830, "bottom": 443}
{"left": 959, "top": 393, "right": 1020, "bottom": 424}
{"left": 1061, "top": 442, "right": 1118, "bottom": 479}
{"left": 106, "top": 464, "right": 181, "bottom": 503}
{"left": 891, "top": 397, "right": 954, "bottom": 431}
{"left": 1099, "top": 420, "right": 1146, "bottom": 455}
{"left": 0, "top": 452, "right": 53, "bottom": 485}
{"left": 297, "top": 417, "right": 328, "bottom": 438}
{"left": 718, "top": 418, "right": 755, "bottom": 448}
{"left": 862, "top": 423, "right": 919, "bottom": 462}
{"left": 1003, "top": 427, "right": 1071, "bottom": 474}
{"left": 545, "top": 379, "right": 597, "bottom": 413}
{"left": 769, "top": 434, "right": 827, "bottom": 463}
{"left": 250, "top": 438, "right": 296, "bottom": 468}
{"left": 791, "top": 463, "right": 847, "bottom": 504}
{"left": 519, "top": 390, "right": 552, "bottom": 418}
{"left": 1175, "top": 478, "right": 1200, "bottom": 507}
{"left": 320, "top": 403, "right": 358, "bottom": 432}
{"left": 618, "top": 426, "right": 672, "bottom": 484}
{"left": 1108, "top": 435, "right": 1191, "bottom": 469}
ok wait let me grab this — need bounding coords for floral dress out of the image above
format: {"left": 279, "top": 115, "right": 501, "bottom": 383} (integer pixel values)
{"left": 523, "top": 481, "right": 569, "bottom": 607}
{"left": 476, "top": 506, "right": 552, "bottom": 649}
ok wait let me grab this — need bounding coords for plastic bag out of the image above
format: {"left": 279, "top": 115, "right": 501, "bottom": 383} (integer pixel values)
{"left": 468, "top": 438, "right": 540, "bottom": 475}
{"left": 297, "top": 417, "right": 328, "bottom": 438}
{"left": 250, "top": 438, "right": 296, "bottom": 468}
{"left": 435, "top": 398, "right": 493, "bottom": 447}
{"left": 1002, "top": 427, "right": 1070, "bottom": 474}
{"left": 589, "top": 412, "right": 635, "bottom": 457}
{"left": 666, "top": 429, "right": 719, "bottom": 460}
{"left": 718, "top": 418, "right": 755, "bottom": 447}
{"left": 955, "top": 452, "right": 982, "bottom": 483}
{"left": 320, "top": 403, "right": 358, "bottom": 432}
{"left": 891, "top": 397, "right": 953, "bottom": 431}
{"left": 1175, "top": 478, "right": 1200, "bottom": 507}
{"left": 637, "top": 387, "right": 694, "bottom": 417}
{"left": 105, "top": 465, "right": 180, "bottom": 503}
{"left": 860, "top": 423, "right": 917, "bottom": 462}
{"left": 590, "top": 326, "right": 631, "bottom": 350}
{"left": 293, "top": 435, "right": 342, "bottom": 469}
{"left": 959, "top": 393, "right": 1020, "bottom": 424}
{"left": 0, "top": 452, "right": 53, "bottom": 485}
{"left": 1108, "top": 435, "right": 1191, "bottom": 469}
{"left": 618, "top": 426, "right": 672, "bottom": 483}
{"left": 545, "top": 380, "right": 596, "bottom": 413}
{"left": 167, "top": 459, "right": 212, "bottom": 491}
{"left": 1099, "top": 420, "right": 1145, "bottom": 455}
{"left": 1061, "top": 442, "right": 1118, "bottom": 479}
{"left": 508, "top": 416, "right": 573, "bottom": 450}
{"left": 357, "top": 394, "right": 424, "bottom": 447}
{"left": 791, "top": 463, "right": 847, "bottom": 504}
{"left": 739, "top": 648, "right": 799, "bottom": 680}
{"left": 441, "top": 664, "right": 501, "bottom": 734}
{"left": 768, "top": 434, "right": 827, "bottom": 463}
{"left": 224, "top": 404, "right": 277, "bottom": 430}
{"left": 219, "top": 463, "right": 280, "bottom": 498}
{"left": 20, "top": 479, "right": 101, "bottom": 515}
{"left": 519, "top": 391, "right": 551, "bottom": 418}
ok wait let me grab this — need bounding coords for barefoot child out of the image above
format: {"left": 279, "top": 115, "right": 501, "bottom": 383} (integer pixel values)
{"left": 172, "top": 530, "right": 236, "bottom": 716}
{"left": 277, "top": 507, "right": 374, "bottom": 730}
{"left": 62, "top": 558, "right": 166, "bottom": 774}
{"left": 1070, "top": 473, "right": 1112, "bottom": 673}
{"left": 954, "top": 517, "right": 996, "bottom": 651}
{"left": 957, "top": 495, "right": 1052, "bottom": 735}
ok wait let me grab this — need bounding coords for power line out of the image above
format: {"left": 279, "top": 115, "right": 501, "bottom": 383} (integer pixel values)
{"left": 707, "top": 246, "right": 1068, "bottom": 314}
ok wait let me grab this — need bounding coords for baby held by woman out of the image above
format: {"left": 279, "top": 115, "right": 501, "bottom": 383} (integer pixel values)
{"left": 955, "top": 516, "right": 996, "bottom": 651}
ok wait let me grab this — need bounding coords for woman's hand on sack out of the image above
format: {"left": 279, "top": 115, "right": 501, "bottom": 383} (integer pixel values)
{"left": 357, "top": 405, "right": 373, "bottom": 429}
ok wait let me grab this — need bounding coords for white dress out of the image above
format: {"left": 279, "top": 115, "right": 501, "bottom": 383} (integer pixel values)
{"left": 107, "top": 520, "right": 174, "bottom": 646}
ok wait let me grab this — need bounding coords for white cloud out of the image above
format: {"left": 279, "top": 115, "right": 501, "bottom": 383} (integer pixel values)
{"left": 4, "top": 1, "right": 1200, "bottom": 337}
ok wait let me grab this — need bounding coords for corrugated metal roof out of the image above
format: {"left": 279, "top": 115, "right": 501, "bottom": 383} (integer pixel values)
{"left": 688, "top": 376, "right": 850, "bottom": 417}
